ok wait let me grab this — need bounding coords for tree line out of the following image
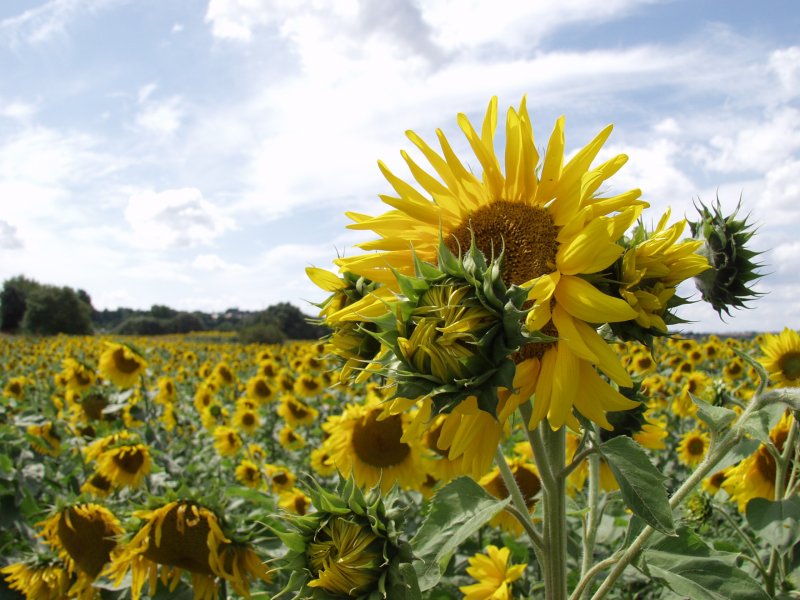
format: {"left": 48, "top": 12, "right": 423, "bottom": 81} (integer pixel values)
{"left": 0, "top": 275, "right": 327, "bottom": 344}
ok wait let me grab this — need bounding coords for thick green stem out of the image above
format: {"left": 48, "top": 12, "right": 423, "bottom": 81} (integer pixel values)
{"left": 581, "top": 442, "right": 601, "bottom": 585}
{"left": 494, "top": 446, "right": 545, "bottom": 557}
{"left": 540, "top": 423, "right": 568, "bottom": 600}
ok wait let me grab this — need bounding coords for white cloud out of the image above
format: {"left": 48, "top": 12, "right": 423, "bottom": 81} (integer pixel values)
{"left": 192, "top": 253, "right": 243, "bottom": 271}
{"left": 124, "top": 188, "right": 235, "bottom": 249}
{"left": 136, "top": 97, "right": 183, "bottom": 136}
{"left": 137, "top": 82, "right": 158, "bottom": 104}
{"left": 769, "top": 46, "right": 800, "bottom": 96}
{"left": 0, "top": 220, "right": 23, "bottom": 249}
{"left": 761, "top": 159, "right": 800, "bottom": 224}
{"left": 0, "top": 99, "right": 37, "bottom": 120}
{"left": 773, "top": 240, "right": 800, "bottom": 272}
{"left": 0, "top": 0, "right": 121, "bottom": 46}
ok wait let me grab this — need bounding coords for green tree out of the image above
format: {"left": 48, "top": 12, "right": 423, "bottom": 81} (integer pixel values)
{"left": 0, "top": 275, "right": 40, "bottom": 332}
{"left": 21, "top": 285, "right": 93, "bottom": 335}
{"left": 263, "top": 302, "right": 327, "bottom": 340}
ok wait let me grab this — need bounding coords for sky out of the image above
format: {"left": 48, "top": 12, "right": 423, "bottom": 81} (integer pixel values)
{"left": 0, "top": 0, "right": 798, "bottom": 334}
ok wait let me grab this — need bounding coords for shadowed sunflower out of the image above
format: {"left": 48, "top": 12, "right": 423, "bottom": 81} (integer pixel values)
{"left": 333, "top": 96, "right": 645, "bottom": 431}
{"left": 104, "top": 500, "right": 269, "bottom": 600}
{"left": 37, "top": 503, "right": 123, "bottom": 580}
{"left": 479, "top": 458, "right": 541, "bottom": 535}
{"left": 98, "top": 342, "right": 147, "bottom": 389}
{"left": 759, "top": 328, "right": 800, "bottom": 387}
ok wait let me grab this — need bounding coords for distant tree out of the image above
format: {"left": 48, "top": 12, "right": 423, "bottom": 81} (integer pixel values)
{"left": 22, "top": 285, "right": 92, "bottom": 335}
{"left": 77, "top": 289, "right": 93, "bottom": 309}
{"left": 263, "top": 302, "right": 327, "bottom": 340}
{"left": 238, "top": 322, "right": 286, "bottom": 345}
{"left": 0, "top": 275, "right": 40, "bottom": 332}
{"left": 164, "top": 312, "right": 205, "bottom": 333}
{"left": 150, "top": 304, "right": 178, "bottom": 319}
{"left": 115, "top": 317, "right": 167, "bottom": 335}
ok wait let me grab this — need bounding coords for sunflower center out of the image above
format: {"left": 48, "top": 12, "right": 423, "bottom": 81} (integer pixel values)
{"left": 112, "top": 348, "right": 142, "bottom": 374}
{"left": 687, "top": 438, "right": 705, "bottom": 456}
{"left": 445, "top": 201, "right": 559, "bottom": 286}
{"left": 288, "top": 402, "right": 309, "bottom": 420}
{"left": 254, "top": 379, "right": 272, "bottom": 398}
{"left": 351, "top": 411, "right": 410, "bottom": 468}
{"left": 113, "top": 447, "right": 145, "bottom": 474}
{"left": 242, "top": 413, "right": 256, "bottom": 427}
{"left": 754, "top": 447, "right": 776, "bottom": 483}
{"left": 58, "top": 507, "right": 118, "bottom": 579}
{"left": 778, "top": 352, "right": 800, "bottom": 381}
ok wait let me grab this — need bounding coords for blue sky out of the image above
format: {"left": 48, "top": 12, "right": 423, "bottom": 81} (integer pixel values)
{"left": 0, "top": 0, "right": 798, "bottom": 334}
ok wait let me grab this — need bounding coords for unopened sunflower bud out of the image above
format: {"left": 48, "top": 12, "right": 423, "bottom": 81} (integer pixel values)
{"left": 689, "top": 197, "right": 763, "bottom": 316}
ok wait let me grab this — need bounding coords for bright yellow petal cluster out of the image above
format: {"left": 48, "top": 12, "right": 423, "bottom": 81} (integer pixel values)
{"left": 459, "top": 545, "right": 527, "bottom": 600}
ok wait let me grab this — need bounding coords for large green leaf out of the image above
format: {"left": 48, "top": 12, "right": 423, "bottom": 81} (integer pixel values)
{"left": 600, "top": 436, "right": 674, "bottom": 534}
{"left": 691, "top": 393, "right": 736, "bottom": 432}
{"left": 740, "top": 402, "right": 785, "bottom": 445}
{"left": 645, "top": 551, "right": 770, "bottom": 600}
{"left": 746, "top": 496, "right": 800, "bottom": 554}
{"left": 411, "top": 477, "right": 509, "bottom": 591}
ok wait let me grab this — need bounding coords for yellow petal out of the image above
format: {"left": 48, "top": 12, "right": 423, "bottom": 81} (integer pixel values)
{"left": 305, "top": 267, "right": 344, "bottom": 292}
{"left": 536, "top": 116, "right": 564, "bottom": 203}
{"left": 556, "top": 217, "right": 624, "bottom": 275}
{"left": 572, "top": 317, "right": 632, "bottom": 387}
{"left": 530, "top": 347, "right": 556, "bottom": 429}
{"left": 555, "top": 275, "right": 638, "bottom": 323}
{"left": 551, "top": 305, "right": 597, "bottom": 363}
{"left": 547, "top": 342, "right": 580, "bottom": 429}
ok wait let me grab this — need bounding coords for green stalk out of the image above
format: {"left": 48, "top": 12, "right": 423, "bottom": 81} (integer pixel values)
{"left": 580, "top": 441, "right": 601, "bottom": 586}
{"left": 540, "top": 423, "right": 568, "bottom": 600}
{"left": 494, "top": 446, "right": 546, "bottom": 559}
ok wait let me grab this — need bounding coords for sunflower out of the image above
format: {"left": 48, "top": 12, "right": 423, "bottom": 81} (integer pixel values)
{"left": 61, "top": 358, "right": 96, "bottom": 393}
{"left": 677, "top": 429, "right": 710, "bottom": 467}
{"left": 81, "top": 472, "right": 114, "bottom": 498}
{"left": 722, "top": 411, "right": 794, "bottom": 512}
{"left": 3, "top": 375, "right": 27, "bottom": 400}
{"left": 95, "top": 443, "right": 152, "bottom": 489}
{"left": 1, "top": 559, "right": 72, "bottom": 600}
{"left": 759, "top": 328, "right": 800, "bottom": 387}
{"left": 333, "top": 96, "right": 644, "bottom": 433}
{"left": 27, "top": 421, "right": 61, "bottom": 456}
{"left": 211, "top": 362, "right": 236, "bottom": 387}
{"left": 98, "top": 342, "right": 147, "bottom": 388}
{"left": 105, "top": 500, "right": 269, "bottom": 600}
{"left": 278, "top": 425, "right": 305, "bottom": 451}
{"left": 266, "top": 463, "right": 297, "bottom": 493}
{"left": 322, "top": 400, "right": 426, "bottom": 493}
{"left": 213, "top": 426, "right": 242, "bottom": 457}
{"left": 459, "top": 545, "right": 527, "bottom": 600}
{"left": 235, "top": 459, "right": 263, "bottom": 489}
{"left": 245, "top": 375, "right": 275, "bottom": 404}
{"left": 232, "top": 405, "right": 260, "bottom": 434}
{"left": 155, "top": 376, "right": 177, "bottom": 404}
{"left": 310, "top": 446, "right": 337, "bottom": 477}
{"left": 672, "top": 371, "right": 712, "bottom": 417}
{"left": 723, "top": 357, "right": 746, "bottom": 383}
{"left": 37, "top": 503, "right": 123, "bottom": 579}
{"left": 279, "top": 488, "right": 312, "bottom": 515}
{"left": 293, "top": 373, "right": 324, "bottom": 397}
{"left": 479, "top": 458, "right": 541, "bottom": 535}
{"left": 277, "top": 394, "right": 318, "bottom": 427}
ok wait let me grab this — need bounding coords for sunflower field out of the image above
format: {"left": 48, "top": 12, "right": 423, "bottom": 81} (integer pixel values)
{"left": 2, "top": 97, "right": 800, "bottom": 600}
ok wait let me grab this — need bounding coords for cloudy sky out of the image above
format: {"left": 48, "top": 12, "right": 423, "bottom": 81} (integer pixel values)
{"left": 0, "top": 0, "right": 798, "bottom": 333}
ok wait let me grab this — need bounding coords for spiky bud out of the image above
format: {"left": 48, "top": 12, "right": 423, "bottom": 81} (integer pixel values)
{"left": 689, "top": 197, "right": 764, "bottom": 316}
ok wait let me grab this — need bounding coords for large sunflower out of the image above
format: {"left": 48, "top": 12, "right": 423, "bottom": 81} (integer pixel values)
{"left": 334, "top": 97, "right": 643, "bottom": 431}
{"left": 759, "top": 327, "right": 800, "bottom": 387}
{"left": 98, "top": 342, "right": 147, "bottom": 389}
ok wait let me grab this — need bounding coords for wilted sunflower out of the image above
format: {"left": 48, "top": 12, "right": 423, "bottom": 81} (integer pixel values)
{"left": 95, "top": 442, "right": 152, "bottom": 489}
{"left": 1, "top": 559, "right": 71, "bottom": 600}
{"left": 677, "top": 429, "right": 710, "bottom": 467}
{"left": 37, "top": 503, "right": 123, "bottom": 579}
{"left": 759, "top": 328, "right": 800, "bottom": 387}
{"left": 459, "top": 545, "right": 527, "bottom": 600}
{"left": 105, "top": 500, "right": 269, "bottom": 600}
{"left": 98, "top": 342, "right": 147, "bottom": 388}
{"left": 333, "top": 96, "right": 645, "bottom": 432}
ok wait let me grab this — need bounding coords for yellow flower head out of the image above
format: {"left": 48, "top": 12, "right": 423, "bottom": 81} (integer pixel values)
{"left": 759, "top": 328, "right": 800, "bottom": 387}
{"left": 459, "top": 545, "right": 527, "bottom": 600}
{"left": 98, "top": 342, "right": 147, "bottom": 389}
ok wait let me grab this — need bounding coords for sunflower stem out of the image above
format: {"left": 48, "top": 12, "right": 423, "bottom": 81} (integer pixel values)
{"left": 493, "top": 447, "right": 545, "bottom": 558}
{"left": 539, "top": 423, "right": 568, "bottom": 600}
{"left": 580, "top": 430, "right": 601, "bottom": 586}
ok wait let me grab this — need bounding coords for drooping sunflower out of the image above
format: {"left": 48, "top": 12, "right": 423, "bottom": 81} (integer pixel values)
{"left": 333, "top": 96, "right": 644, "bottom": 432}
{"left": 677, "top": 429, "right": 710, "bottom": 467}
{"left": 459, "top": 545, "right": 527, "bottom": 600}
{"left": 1, "top": 559, "right": 72, "bottom": 600}
{"left": 37, "top": 503, "right": 123, "bottom": 579}
{"left": 322, "top": 399, "right": 426, "bottom": 493}
{"left": 104, "top": 500, "right": 269, "bottom": 600}
{"left": 759, "top": 328, "right": 800, "bottom": 387}
{"left": 98, "top": 342, "right": 147, "bottom": 389}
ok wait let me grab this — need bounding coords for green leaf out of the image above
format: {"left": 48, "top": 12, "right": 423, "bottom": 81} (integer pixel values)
{"left": 645, "top": 551, "right": 770, "bottom": 600}
{"left": 740, "top": 402, "right": 785, "bottom": 445}
{"left": 411, "top": 477, "right": 510, "bottom": 591}
{"left": 690, "top": 393, "right": 736, "bottom": 432}
{"left": 599, "top": 436, "right": 674, "bottom": 535}
{"left": 746, "top": 496, "right": 800, "bottom": 554}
